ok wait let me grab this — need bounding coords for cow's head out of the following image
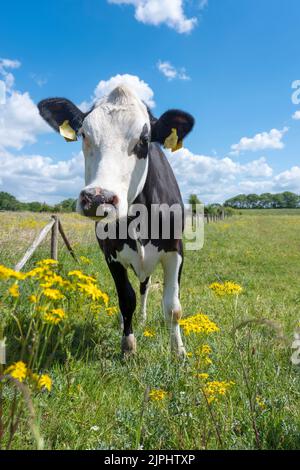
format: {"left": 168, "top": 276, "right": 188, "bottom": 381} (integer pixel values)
{"left": 38, "top": 86, "right": 194, "bottom": 220}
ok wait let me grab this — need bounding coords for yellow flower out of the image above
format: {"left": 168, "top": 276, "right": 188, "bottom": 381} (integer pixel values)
{"left": 42, "top": 288, "right": 64, "bottom": 300}
{"left": 28, "top": 294, "right": 37, "bottom": 303}
{"left": 195, "top": 344, "right": 213, "bottom": 366}
{"left": 37, "top": 259, "right": 58, "bottom": 267}
{"left": 79, "top": 256, "right": 91, "bottom": 264}
{"left": 40, "top": 273, "right": 66, "bottom": 289}
{"left": 0, "top": 265, "right": 25, "bottom": 281}
{"left": 195, "top": 373, "right": 209, "bottom": 381}
{"left": 29, "top": 371, "right": 52, "bottom": 392}
{"left": 43, "top": 308, "right": 66, "bottom": 325}
{"left": 78, "top": 282, "right": 109, "bottom": 304}
{"left": 68, "top": 270, "right": 96, "bottom": 284}
{"left": 143, "top": 329, "right": 156, "bottom": 338}
{"left": 37, "top": 374, "right": 52, "bottom": 392}
{"left": 5, "top": 361, "right": 27, "bottom": 382}
{"left": 105, "top": 307, "right": 118, "bottom": 316}
{"left": 149, "top": 389, "right": 168, "bottom": 401}
{"left": 8, "top": 283, "right": 20, "bottom": 298}
{"left": 179, "top": 313, "right": 219, "bottom": 336}
{"left": 203, "top": 380, "right": 235, "bottom": 404}
{"left": 256, "top": 396, "right": 266, "bottom": 411}
{"left": 209, "top": 281, "right": 243, "bottom": 296}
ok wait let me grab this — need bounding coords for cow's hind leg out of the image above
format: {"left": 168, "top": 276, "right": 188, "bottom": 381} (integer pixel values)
{"left": 140, "top": 276, "right": 151, "bottom": 324}
{"left": 161, "top": 247, "right": 186, "bottom": 357}
{"left": 108, "top": 260, "right": 137, "bottom": 356}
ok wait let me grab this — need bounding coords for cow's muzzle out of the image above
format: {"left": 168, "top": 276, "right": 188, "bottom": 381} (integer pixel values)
{"left": 79, "top": 187, "right": 119, "bottom": 219}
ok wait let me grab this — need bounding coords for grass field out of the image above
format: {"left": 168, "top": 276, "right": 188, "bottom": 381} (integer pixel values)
{"left": 0, "top": 210, "right": 300, "bottom": 450}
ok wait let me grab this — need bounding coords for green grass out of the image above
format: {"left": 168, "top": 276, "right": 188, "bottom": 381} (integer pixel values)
{"left": 1, "top": 210, "right": 300, "bottom": 450}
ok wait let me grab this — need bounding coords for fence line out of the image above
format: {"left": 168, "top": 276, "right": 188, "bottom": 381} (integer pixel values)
{"left": 14, "top": 215, "right": 77, "bottom": 272}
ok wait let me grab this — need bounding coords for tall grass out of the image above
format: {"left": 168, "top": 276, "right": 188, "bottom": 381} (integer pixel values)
{"left": 0, "top": 211, "right": 299, "bottom": 450}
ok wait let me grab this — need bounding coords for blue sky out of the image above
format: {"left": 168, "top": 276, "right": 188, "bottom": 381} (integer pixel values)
{"left": 0, "top": 0, "right": 300, "bottom": 204}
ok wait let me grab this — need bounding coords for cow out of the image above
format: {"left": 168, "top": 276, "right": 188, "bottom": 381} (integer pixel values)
{"left": 38, "top": 85, "right": 195, "bottom": 357}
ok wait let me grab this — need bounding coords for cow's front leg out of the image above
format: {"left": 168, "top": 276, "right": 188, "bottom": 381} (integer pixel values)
{"left": 107, "top": 260, "right": 137, "bottom": 356}
{"left": 161, "top": 249, "right": 186, "bottom": 358}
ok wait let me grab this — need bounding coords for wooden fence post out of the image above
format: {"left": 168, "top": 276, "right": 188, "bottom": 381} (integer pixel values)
{"left": 50, "top": 215, "right": 59, "bottom": 261}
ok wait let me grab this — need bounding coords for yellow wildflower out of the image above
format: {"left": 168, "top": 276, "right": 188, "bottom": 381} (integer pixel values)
{"left": 179, "top": 313, "right": 219, "bottom": 336}
{"left": 149, "top": 389, "right": 168, "bottom": 401}
{"left": 195, "top": 373, "right": 209, "bottom": 381}
{"left": 42, "top": 288, "right": 64, "bottom": 300}
{"left": 68, "top": 270, "right": 96, "bottom": 284}
{"left": 37, "top": 259, "right": 58, "bottom": 267}
{"left": 195, "top": 344, "right": 213, "bottom": 366}
{"left": 256, "top": 396, "right": 266, "bottom": 411}
{"left": 5, "top": 361, "right": 27, "bottom": 382}
{"left": 203, "top": 380, "right": 235, "bottom": 404}
{"left": 43, "top": 308, "right": 66, "bottom": 325}
{"left": 28, "top": 295, "right": 37, "bottom": 303}
{"left": 209, "top": 281, "right": 243, "bottom": 296}
{"left": 80, "top": 256, "right": 91, "bottom": 264}
{"left": 143, "top": 329, "right": 156, "bottom": 338}
{"left": 0, "top": 265, "right": 25, "bottom": 281}
{"left": 37, "top": 374, "right": 52, "bottom": 392}
{"left": 78, "top": 282, "right": 109, "bottom": 304}
{"left": 8, "top": 283, "right": 20, "bottom": 298}
{"left": 106, "top": 307, "right": 118, "bottom": 316}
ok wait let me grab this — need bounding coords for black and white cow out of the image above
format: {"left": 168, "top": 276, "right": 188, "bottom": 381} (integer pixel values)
{"left": 38, "top": 86, "right": 194, "bottom": 357}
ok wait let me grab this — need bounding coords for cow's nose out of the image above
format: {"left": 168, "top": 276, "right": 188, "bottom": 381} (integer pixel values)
{"left": 79, "top": 188, "right": 119, "bottom": 218}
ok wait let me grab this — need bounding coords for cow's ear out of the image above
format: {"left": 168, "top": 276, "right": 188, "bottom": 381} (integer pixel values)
{"left": 38, "top": 98, "right": 86, "bottom": 140}
{"left": 151, "top": 109, "right": 195, "bottom": 150}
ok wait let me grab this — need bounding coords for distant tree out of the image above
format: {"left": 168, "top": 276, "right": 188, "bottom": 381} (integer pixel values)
{"left": 0, "top": 192, "right": 22, "bottom": 211}
{"left": 224, "top": 192, "right": 300, "bottom": 209}
{"left": 54, "top": 198, "right": 77, "bottom": 213}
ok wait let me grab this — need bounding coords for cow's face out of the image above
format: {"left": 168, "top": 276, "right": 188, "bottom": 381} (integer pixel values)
{"left": 38, "top": 85, "right": 194, "bottom": 220}
{"left": 78, "top": 86, "right": 150, "bottom": 219}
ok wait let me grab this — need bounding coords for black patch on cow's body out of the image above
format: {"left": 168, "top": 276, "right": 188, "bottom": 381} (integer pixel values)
{"left": 133, "top": 124, "right": 150, "bottom": 159}
{"left": 140, "top": 277, "right": 150, "bottom": 295}
{"left": 96, "top": 142, "right": 184, "bottom": 259}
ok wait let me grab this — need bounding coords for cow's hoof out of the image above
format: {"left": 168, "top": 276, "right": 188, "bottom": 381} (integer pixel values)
{"left": 121, "top": 334, "right": 137, "bottom": 357}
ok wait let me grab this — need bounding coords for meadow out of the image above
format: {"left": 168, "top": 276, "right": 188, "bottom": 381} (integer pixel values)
{"left": 0, "top": 210, "right": 300, "bottom": 450}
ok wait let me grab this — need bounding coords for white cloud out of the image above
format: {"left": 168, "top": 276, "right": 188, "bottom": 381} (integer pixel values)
{"left": 274, "top": 166, "right": 300, "bottom": 192}
{"left": 0, "top": 148, "right": 84, "bottom": 203}
{"left": 0, "top": 91, "right": 50, "bottom": 150}
{"left": 0, "top": 59, "right": 50, "bottom": 151}
{"left": 157, "top": 61, "right": 190, "bottom": 81}
{"left": 80, "top": 73, "right": 155, "bottom": 111}
{"left": 230, "top": 127, "right": 289, "bottom": 155}
{"left": 0, "top": 58, "right": 21, "bottom": 92}
{"left": 164, "top": 147, "right": 292, "bottom": 203}
{"left": 108, "top": 0, "right": 198, "bottom": 34}
{"left": 292, "top": 110, "right": 300, "bottom": 120}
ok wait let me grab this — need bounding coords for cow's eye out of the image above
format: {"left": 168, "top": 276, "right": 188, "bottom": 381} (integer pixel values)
{"left": 140, "top": 134, "right": 149, "bottom": 146}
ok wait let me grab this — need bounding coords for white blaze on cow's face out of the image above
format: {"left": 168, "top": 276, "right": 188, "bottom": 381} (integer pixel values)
{"left": 77, "top": 86, "right": 150, "bottom": 219}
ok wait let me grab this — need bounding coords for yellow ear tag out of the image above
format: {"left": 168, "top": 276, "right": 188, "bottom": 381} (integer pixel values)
{"left": 163, "top": 128, "right": 183, "bottom": 152}
{"left": 59, "top": 120, "right": 77, "bottom": 142}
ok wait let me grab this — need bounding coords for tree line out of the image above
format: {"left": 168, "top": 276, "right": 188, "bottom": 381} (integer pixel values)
{"left": 224, "top": 192, "right": 300, "bottom": 209}
{"left": 0, "top": 192, "right": 76, "bottom": 213}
